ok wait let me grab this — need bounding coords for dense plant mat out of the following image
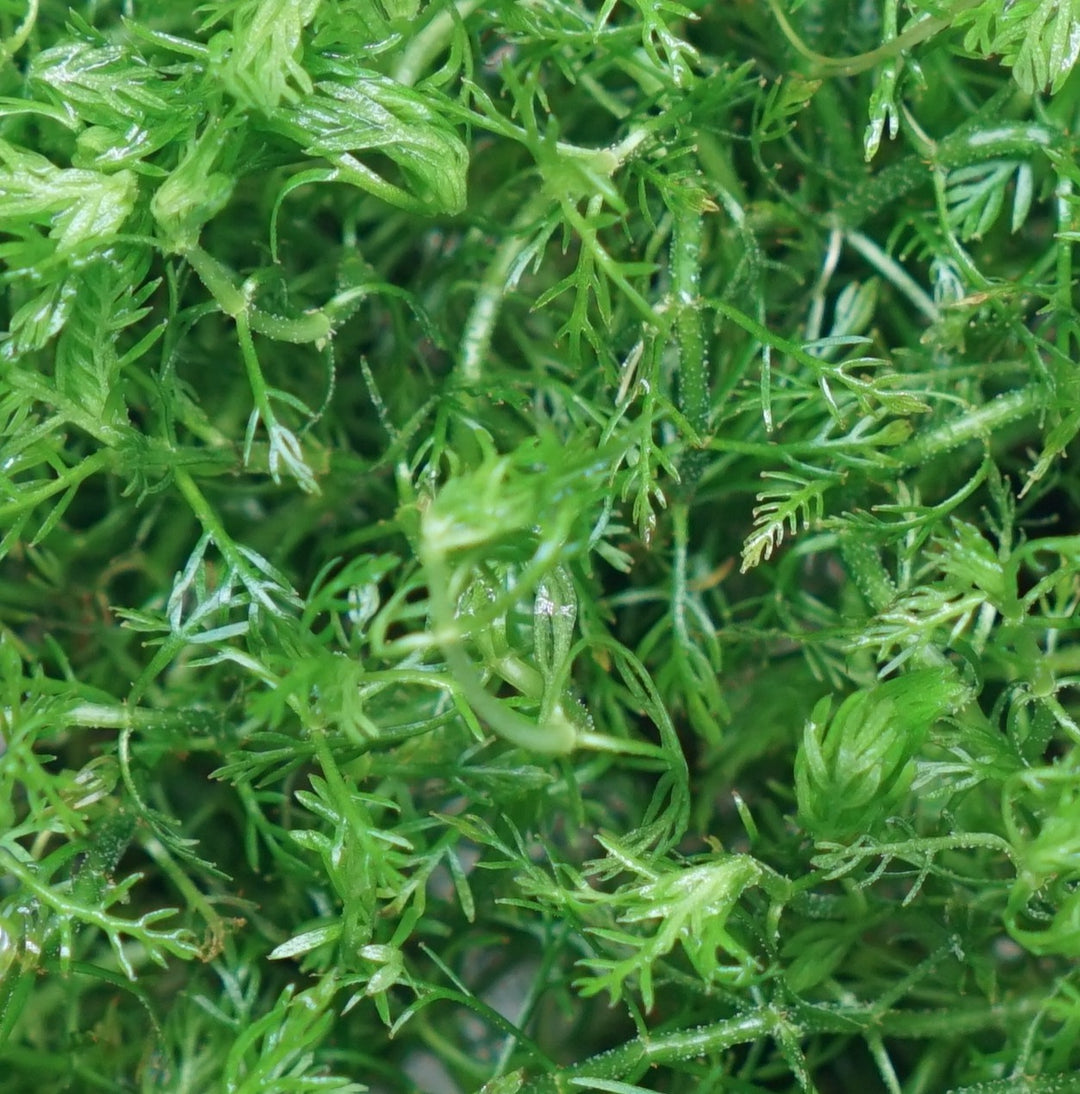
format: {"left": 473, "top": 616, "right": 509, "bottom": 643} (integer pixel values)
{"left": 4, "top": 1, "right": 1080, "bottom": 1091}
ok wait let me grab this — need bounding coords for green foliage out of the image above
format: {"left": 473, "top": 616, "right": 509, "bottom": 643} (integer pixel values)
{"left": 956, "top": 0, "right": 1080, "bottom": 94}
{"left": 5, "top": 1, "right": 1080, "bottom": 1091}
{"left": 795, "top": 668, "right": 971, "bottom": 840}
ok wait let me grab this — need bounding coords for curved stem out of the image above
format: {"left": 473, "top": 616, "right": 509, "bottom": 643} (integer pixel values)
{"left": 458, "top": 193, "right": 549, "bottom": 384}
{"left": 1, "top": 0, "right": 38, "bottom": 65}
{"left": 518, "top": 992, "right": 1046, "bottom": 1092}
{"left": 765, "top": 0, "right": 979, "bottom": 77}
{"left": 393, "top": 0, "right": 484, "bottom": 88}
{"left": 420, "top": 546, "right": 579, "bottom": 754}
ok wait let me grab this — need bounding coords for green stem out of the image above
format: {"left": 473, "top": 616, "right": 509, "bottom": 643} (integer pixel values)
{"left": 173, "top": 467, "right": 234, "bottom": 551}
{"left": 834, "top": 123, "right": 1061, "bottom": 231}
{"left": 458, "top": 193, "right": 548, "bottom": 385}
{"left": 0, "top": 450, "right": 110, "bottom": 526}
{"left": 0, "top": 846, "right": 198, "bottom": 977}
{"left": 141, "top": 834, "right": 227, "bottom": 957}
{"left": 234, "top": 309, "right": 276, "bottom": 436}
{"left": 393, "top": 0, "right": 484, "bottom": 88}
{"left": 519, "top": 992, "right": 1045, "bottom": 1092}
{"left": 520, "top": 1012, "right": 770, "bottom": 1092}
{"left": 1056, "top": 173, "right": 1074, "bottom": 329}
{"left": 766, "top": 0, "right": 980, "bottom": 78}
{"left": 894, "top": 387, "right": 1047, "bottom": 465}
{"left": 672, "top": 197, "right": 709, "bottom": 440}
{"left": 841, "top": 537, "right": 896, "bottom": 613}
{"left": 420, "top": 547, "right": 579, "bottom": 755}
{"left": 0, "top": 0, "right": 37, "bottom": 64}
{"left": 63, "top": 702, "right": 218, "bottom": 735}
{"left": 184, "top": 246, "right": 332, "bottom": 345}
{"left": 671, "top": 502, "right": 692, "bottom": 650}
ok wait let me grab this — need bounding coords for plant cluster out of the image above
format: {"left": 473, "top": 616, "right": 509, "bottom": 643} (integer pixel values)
{"left": 4, "top": 1, "right": 1080, "bottom": 1091}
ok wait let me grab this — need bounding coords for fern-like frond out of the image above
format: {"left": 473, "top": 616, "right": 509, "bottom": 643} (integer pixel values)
{"left": 741, "top": 469, "right": 837, "bottom": 572}
{"left": 53, "top": 249, "right": 159, "bottom": 432}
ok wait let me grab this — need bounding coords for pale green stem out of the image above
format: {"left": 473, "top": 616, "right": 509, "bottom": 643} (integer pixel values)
{"left": 393, "top": 0, "right": 484, "bottom": 88}
{"left": 766, "top": 0, "right": 980, "bottom": 77}
{"left": 0, "top": 0, "right": 37, "bottom": 64}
